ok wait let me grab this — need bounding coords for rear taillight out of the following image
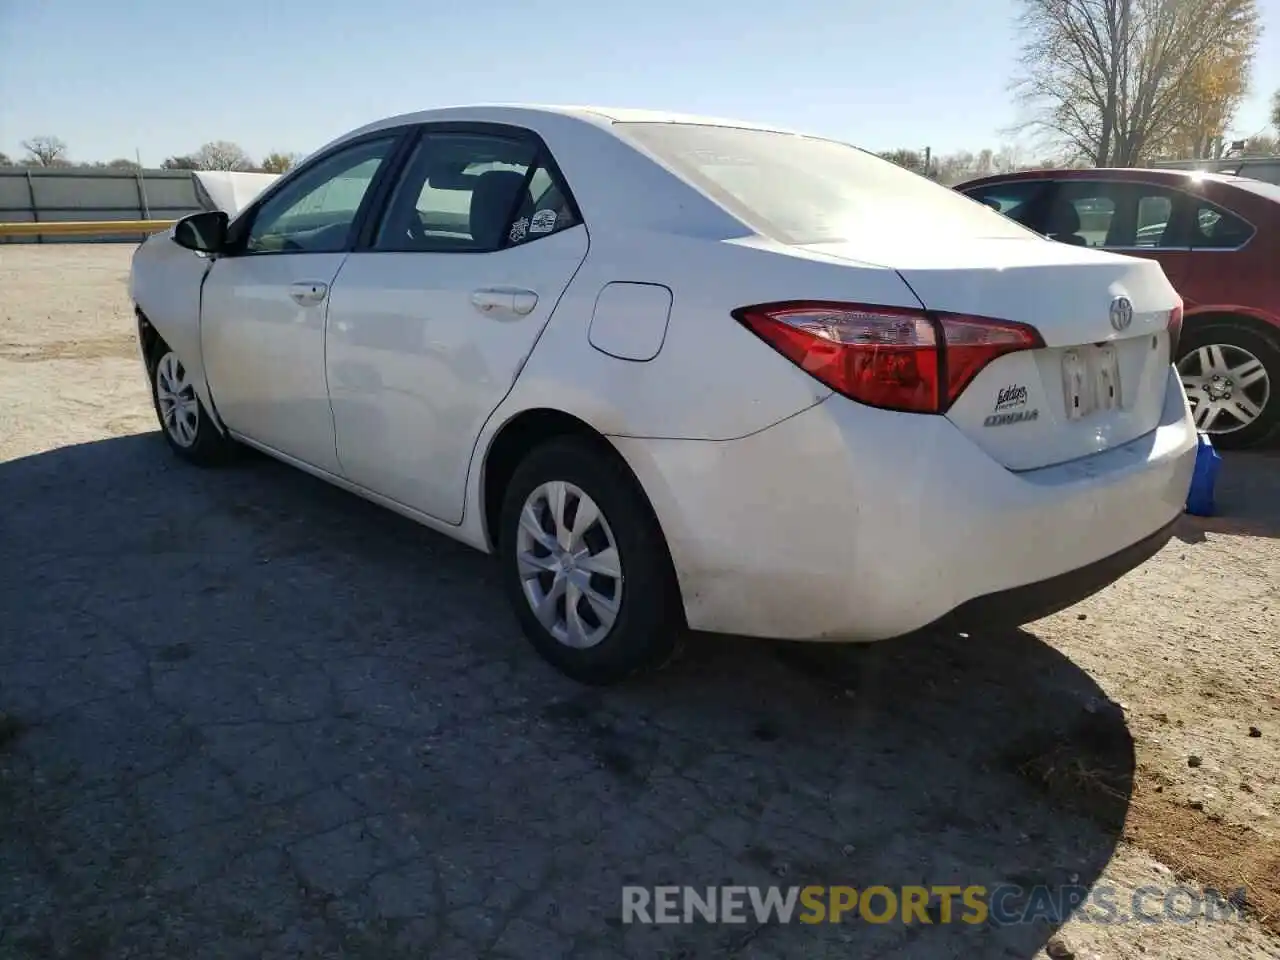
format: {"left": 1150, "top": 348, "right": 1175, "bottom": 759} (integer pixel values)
{"left": 734, "top": 301, "right": 1043, "bottom": 414}
{"left": 1167, "top": 300, "right": 1184, "bottom": 358}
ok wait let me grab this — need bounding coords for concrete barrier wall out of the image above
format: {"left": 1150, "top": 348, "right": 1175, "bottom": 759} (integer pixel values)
{"left": 0, "top": 167, "right": 207, "bottom": 244}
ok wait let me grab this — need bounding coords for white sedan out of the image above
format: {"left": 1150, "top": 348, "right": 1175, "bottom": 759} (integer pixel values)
{"left": 129, "top": 105, "right": 1198, "bottom": 684}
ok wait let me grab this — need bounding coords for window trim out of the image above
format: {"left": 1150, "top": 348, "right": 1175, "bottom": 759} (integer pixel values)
{"left": 356, "top": 120, "right": 586, "bottom": 255}
{"left": 220, "top": 127, "right": 416, "bottom": 258}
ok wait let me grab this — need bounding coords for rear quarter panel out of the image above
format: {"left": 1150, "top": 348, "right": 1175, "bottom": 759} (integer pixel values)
{"left": 493, "top": 232, "right": 927, "bottom": 441}
{"left": 1180, "top": 180, "right": 1280, "bottom": 331}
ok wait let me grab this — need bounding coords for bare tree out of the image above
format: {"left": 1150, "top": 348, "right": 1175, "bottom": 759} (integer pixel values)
{"left": 1271, "top": 88, "right": 1280, "bottom": 132}
{"left": 20, "top": 135, "right": 69, "bottom": 166}
{"left": 1012, "top": 0, "right": 1260, "bottom": 165}
{"left": 161, "top": 155, "right": 199, "bottom": 170}
{"left": 996, "top": 143, "right": 1030, "bottom": 172}
{"left": 0, "top": 152, "right": 11, "bottom": 167}
{"left": 259, "top": 151, "right": 300, "bottom": 174}
{"left": 190, "top": 141, "right": 253, "bottom": 171}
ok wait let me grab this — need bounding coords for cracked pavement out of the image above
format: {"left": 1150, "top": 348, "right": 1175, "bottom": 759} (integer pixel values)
{"left": 2, "top": 244, "right": 1277, "bottom": 960}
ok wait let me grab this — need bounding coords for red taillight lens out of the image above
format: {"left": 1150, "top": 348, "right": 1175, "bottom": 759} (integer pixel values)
{"left": 734, "top": 300, "right": 1042, "bottom": 414}
{"left": 937, "top": 314, "right": 1044, "bottom": 405}
{"left": 1167, "top": 300, "right": 1184, "bottom": 358}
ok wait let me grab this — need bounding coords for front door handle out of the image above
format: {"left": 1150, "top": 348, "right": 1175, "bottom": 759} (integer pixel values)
{"left": 289, "top": 280, "right": 328, "bottom": 306}
{"left": 471, "top": 287, "right": 538, "bottom": 318}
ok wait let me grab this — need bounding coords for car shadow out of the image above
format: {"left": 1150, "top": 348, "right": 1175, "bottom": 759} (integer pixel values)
{"left": 0, "top": 433, "right": 1134, "bottom": 959}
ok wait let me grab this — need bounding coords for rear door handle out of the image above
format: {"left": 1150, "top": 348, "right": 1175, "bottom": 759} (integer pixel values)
{"left": 471, "top": 287, "right": 538, "bottom": 318}
{"left": 289, "top": 280, "right": 328, "bottom": 306}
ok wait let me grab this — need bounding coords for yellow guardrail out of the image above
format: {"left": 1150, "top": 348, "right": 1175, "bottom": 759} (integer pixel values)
{"left": 0, "top": 219, "right": 175, "bottom": 238}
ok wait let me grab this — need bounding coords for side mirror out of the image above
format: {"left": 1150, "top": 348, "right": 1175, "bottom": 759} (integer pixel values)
{"left": 172, "top": 210, "right": 229, "bottom": 253}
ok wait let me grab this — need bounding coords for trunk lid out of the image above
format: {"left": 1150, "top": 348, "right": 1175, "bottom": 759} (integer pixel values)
{"left": 803, "top": 237, "right": 1182, "bottom": 471}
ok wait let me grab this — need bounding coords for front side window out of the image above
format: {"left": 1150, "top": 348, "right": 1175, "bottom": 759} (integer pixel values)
{"left": 245, "top": 136, "right": 397, "bottom": 254}
{"left": 614, "top": 122, "right": 1035, "bottom": 246}
{"left": 961, "top": 180, "right": 1053, "bottom": 230}
{"left": 375, "top": 131, "right": 580, "bottom": 253}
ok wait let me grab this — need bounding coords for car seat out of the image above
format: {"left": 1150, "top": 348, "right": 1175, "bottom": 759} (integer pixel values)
{"left": 469, "top": 171, "right": 533, "bottom": 249}
{"left": 1043, "top": 198, "right": 1088, "bottom": 246}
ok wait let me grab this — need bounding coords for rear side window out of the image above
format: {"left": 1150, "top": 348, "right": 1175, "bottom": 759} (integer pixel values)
{"left": 615, "top": 122, "right": 1034, "bottom": 246}
{"left": 375, "top": 131, "right": 580, "bottom": 253}
{"left": 1052, "top": 180, "right": 1184, "bottom": 249}
{"left": 1134, "top": 195, "right": 1173, "bottom": 247}
{"left": 1191, "top": 203, "right": 1254, "bottom": 249}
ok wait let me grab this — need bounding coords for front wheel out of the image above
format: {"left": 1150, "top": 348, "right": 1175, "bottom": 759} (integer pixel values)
{"left": 1176, "top": 321, "right": 1280, "bottom": 450}
{"left": 149, "top": 345, "right": 237, "bottom": 465}
{"left": 498, "top": 437, "right": 684, "bottom": 685}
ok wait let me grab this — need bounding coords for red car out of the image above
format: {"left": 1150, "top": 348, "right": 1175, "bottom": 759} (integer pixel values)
{"left": 957, "top": 168, "right": 1280, "bottom": 448}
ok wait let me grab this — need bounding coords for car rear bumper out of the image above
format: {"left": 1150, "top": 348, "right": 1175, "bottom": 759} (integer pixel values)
{"left": 918, "top": 514, "right": 1179, "bottom": 635}
{"left": 613, "top": 366, "right": 1197, "bottom": 641}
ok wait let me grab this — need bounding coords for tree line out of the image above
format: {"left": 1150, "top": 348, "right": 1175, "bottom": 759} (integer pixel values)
{"left": 882, "top": 129, "right": 1280, "bottom": 185}
{"left": 0, "top": 136, "right": 300, "bottom": 174}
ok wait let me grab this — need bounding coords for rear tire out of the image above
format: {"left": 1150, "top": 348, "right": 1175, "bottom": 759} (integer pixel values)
{"left": 1176, "top": 320, "right": 1280, "bottom": 450}
{"left": 148, "top": 342, "right": 237, "bottom": 466}
{"left": 498, "top": 437, "right": 684, "bottom": 685}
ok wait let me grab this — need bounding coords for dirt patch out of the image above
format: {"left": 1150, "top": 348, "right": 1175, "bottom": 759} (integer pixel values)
{"left": 1009, "top": 710, "right": 1280, "bottom": 935}
{"left": 0, "top": 334, "right": 138, "bottom": 362}
{"left": 1125, "top": 777, "right": 1280, "bottom": 933}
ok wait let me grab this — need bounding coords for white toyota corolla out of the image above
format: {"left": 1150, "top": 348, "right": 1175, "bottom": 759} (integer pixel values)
{"left": 129, "top": 105, "right": 1197, "bottom": 684}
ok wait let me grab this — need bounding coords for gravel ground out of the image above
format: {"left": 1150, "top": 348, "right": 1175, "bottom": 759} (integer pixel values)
{"left": 1, "top": 243, "right": 1278, "bottom": 960}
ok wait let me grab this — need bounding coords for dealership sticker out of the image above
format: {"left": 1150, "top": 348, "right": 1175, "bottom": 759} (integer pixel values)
{"left": 530, "top": 209, "right": 557, "bottom": 233}
{"left": 509, "top": 217, "right": 529, "bottom": 243}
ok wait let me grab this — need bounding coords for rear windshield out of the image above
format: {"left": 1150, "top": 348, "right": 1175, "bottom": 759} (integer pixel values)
{"left": 615, "top": 122, "right": 1036, "bottom": 245}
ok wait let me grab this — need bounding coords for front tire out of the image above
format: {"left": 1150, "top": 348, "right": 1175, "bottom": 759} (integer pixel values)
{"left": 1177, "top": 320, "right": 1280, "bottom": 450}
{"left": 148, "top": 344, "right": 237, "bottom": 465}
{"left": 498, "top": 437, "right": 684, "bottom": 685}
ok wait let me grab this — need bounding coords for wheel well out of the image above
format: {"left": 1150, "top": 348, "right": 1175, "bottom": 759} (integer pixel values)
{"left": 1182, "top": 310, "right": 1280, "bottom": 349}
{"left": 135, "top": 308, "right": 162, "bottom": 367}
{"left": 480, "top": 409, "right": 634, "bottom": 551}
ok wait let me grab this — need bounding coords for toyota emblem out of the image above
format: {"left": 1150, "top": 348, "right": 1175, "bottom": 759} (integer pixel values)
{"left": 1109, "top": 296, "right": 1134, "bottom": 331}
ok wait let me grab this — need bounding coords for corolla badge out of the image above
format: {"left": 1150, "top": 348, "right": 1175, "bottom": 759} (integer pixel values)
{"left": 1109, "top": 296, "right": 1134, "bottom": 331}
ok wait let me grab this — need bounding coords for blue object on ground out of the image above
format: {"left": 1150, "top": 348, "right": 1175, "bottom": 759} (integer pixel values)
{"left": 1185, "top": 432, "right": 1222, "bottom": 517}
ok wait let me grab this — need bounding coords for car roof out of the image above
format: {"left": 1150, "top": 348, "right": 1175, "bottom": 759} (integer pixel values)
{"left": 958, "top": 167, "right": 1248, "bottom": 188}
{"left": 342, "top": 103, "right": 799, "bottom": 139}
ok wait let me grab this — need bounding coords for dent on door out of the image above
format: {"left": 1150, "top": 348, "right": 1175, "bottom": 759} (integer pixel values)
{"left": 587, "top": 282, "right": 674, "bottom": 362}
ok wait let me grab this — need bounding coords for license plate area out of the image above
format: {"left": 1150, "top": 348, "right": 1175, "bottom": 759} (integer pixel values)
{"left": 1062, "top": 344, "right": 1123, "bottom": 421}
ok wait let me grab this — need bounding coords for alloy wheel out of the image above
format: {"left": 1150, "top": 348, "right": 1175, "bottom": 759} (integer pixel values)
{"left": 515, "top": 480, "right": 623, "bottom": 649}
{"left": 1177, "top": 343, "right": 1270, "bottom": 435}
{"left": 155, "top": 352, "right": 199, "bottom": 448}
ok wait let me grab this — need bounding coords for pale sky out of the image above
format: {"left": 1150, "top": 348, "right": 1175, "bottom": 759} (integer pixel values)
{"left": 1, "top": 0, "right": 1277, "bottom": 164}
